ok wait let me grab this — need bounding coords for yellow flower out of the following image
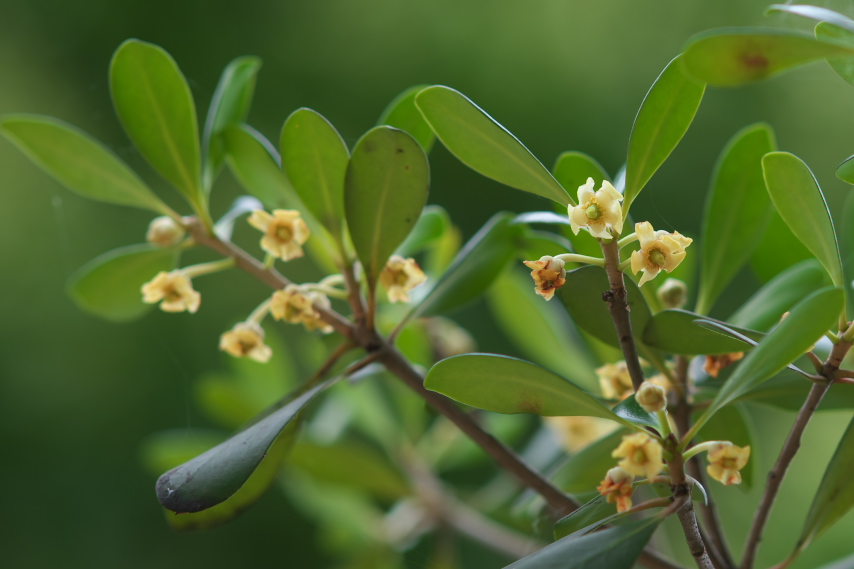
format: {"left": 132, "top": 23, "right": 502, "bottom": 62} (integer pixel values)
{"left": 247, "top": 209, "right": 310, "bottom": 261}
{"left": 597, "top": 466, "right": 635, "bottom": 513}
{"left": 141, "top": 270, "right": 201, "bottom": 313}
{"left": 546, "top": 416, "right": 618, "bottom": 453}
{"left": 629, "top": 222, "right": 693, "bottom": 286}
{"left": 703, "top": 352, "right": 744, "bottom": 378}
{"left": 270, "top": 285, "right": 333, "bottom": 333}
{"left": 597, "top": 361, "right": 634, "bottom": 400}
{"left": 636, "top": 381, "right": 667, "bottom": 413}
{"left": 569, "top": 178, "right": 624, "bottom": 239}
{"left": 379, "top": 255, "right": 427, "bottom": 303}
{"left": 219, "top": 322, "right": 273, "bottom": 363}
{"left": 612, "top": 432, "right": 664, "bottom": 479}
{"left": 146, "top": 216, "right": 185, "bottom": 247}
{"left": 706, "top": 442, "right": 750, "bottom": 486}
{"left": 522, "top": 256, "right": 566, "bottom": 301}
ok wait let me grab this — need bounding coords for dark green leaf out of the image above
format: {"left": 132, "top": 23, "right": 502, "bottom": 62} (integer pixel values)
{"left": 378, "top": 85, "right": 435, "bottom": 153}
{"left": 552, "top": 151, "right": 611, "bottom": 197}
{"left": 696, "top": 403, "right": 755, "bottom": 488}
{"left": 643, "top": 309, "right": 763, "bottom": 354}
{"left": 612, "top": 395, "right": 660, "bottom": 430}
{"left": 816, "top": 22, "right": 854, "bottom": 87}
{"left": 140, "top": 429, "right": 226, "bottom": 477}
{"left": 749, "top": 210, "right": 813, "bottom": 282}
{"left": 415, "top": 86, "right": 571, "bottom": 205}
{"left": 345, "top": 126, "right": 429, "bottom": 289}
{"left": 624, "top": 55, "right": 705, "bottom": 211}
{"left": 110, "top": 39, "right": 202, "bottom": 206}
{"left": 552, "top": 429, "right": 628, "bottom": 495}
{"left": 768, "top": 4, "right": 854, "bottom": 34}
{"left": 738, "top": 370, "right": 854, "bottom": 411}
{"left": 0, "top": 115, "right": 169, "bottom": 213}
{"left": 518, "top": 228, "right": 574, "bottom": 261}
{"left": 553, "top": 495, "right": 617, "bottom": 540}
{"left": 696, "top": 123, "right": 776, "bottom": 314}
{"left": 396, "top": 205, "right": 451, "bottom": 257}
{"left": 67, "top": 244, "right": 178, "bottom": 322}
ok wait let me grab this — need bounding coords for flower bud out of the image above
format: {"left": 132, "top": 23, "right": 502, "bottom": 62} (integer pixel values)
{"left": 636, "top": 381, "right": 667, "bottom": 413}
{"left": 522, "top": 256, "right": 566, "bottom": 301}
{"left": 656, "top": 278, "right": 687, "bottom": 309}
{"left": 597, "top": 466, "right": 635, "bottom": 512}
{"left": 146, "top": 216, "right": 185, "bottom": 247}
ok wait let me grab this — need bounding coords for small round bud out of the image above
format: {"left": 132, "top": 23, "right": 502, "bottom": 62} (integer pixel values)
{"left": 636, "top": 382, "right": 667, "bottom": 413}
{"left": 146, "top": 216, "right": 185, "bottom": 247}
{"left": 656, "top": 278, "right": 687, "bottom": 309}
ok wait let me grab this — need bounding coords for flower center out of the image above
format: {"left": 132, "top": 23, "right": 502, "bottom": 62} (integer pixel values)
{"left": 633, "top": 448, "right": 647, "bottom": 464}
{"left": 164, "top": 286, "right": 182, "bottom": 302}
{"left": 276, "top": 225, "right": 293, "bottom": 242}
{"left": 649, "top": 248, "right": 667, "bottom": 267}
{"left": 586, "top": 202, "right": 601, "bottom": 220}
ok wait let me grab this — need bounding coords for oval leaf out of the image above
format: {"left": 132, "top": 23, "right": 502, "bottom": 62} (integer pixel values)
{"left": 749, "top": 209, "right": 813, "bottom": 282}
{"left": 643, "top": 309, "right": 763, "bottom": 355}
{"left": 396, "top": 205, "right": 451, "bottom": 257}
{"left": 345, "top": 126, "right": 429, "bottom": 288}
{"left": 768, "top": 4, "right": 854, "bottom": 34}
{"left": 611, "top": 395, "right": 660, "bottom": 430}
{"left": 553, "top": 151, "right": 611, "bottom": 196}
{"left": 763, "top": 152, "right": 844, "bottom": 288}
{"left": 553, "top": 495, "right": 620, "bottom": 540}
{"left": 696, "top": 123, "right": 776, "bottom": 314}
{"left": 67, "top": 244, "right": 178, "bottom": 322}
{"left": 1, "top": 115, "right": 168, "bottom": 213}
{"left": 624, "top": 55, "right": 705, "bottom": 211}
{"left": 378, "top": 85, "right": 436, "bottom": 154}
{"left": 415, "top": 85, "right": 571, "bottom": 205}
{"left": 816, "top": 22, "right": 854, "bottom": 88}
{"left": 110, "top": 39, "right": 202, "bottom": 206}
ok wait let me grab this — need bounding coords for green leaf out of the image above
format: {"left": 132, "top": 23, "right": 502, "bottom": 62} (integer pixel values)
{"left": 222, "top": 124, "right": 292, "bottom": 209}
{"left": 67, "top": 244, "right": 178, "bottom": 322}
{"left": 281, "top": 108, "right": 349, "bottom": 237}
{"left": 837, "top": 154, "right": 854, "bottom": 185}
{"left": 553, "top": 151, "right": 611, "bottom": 196}
{"left": 730, "top": 259, "right": 830, "bottom": 331}
{"left": 552, "top": 429, "right": 627, "bottom": 494}
{"left": 816, "top": 22, "right": 854, "bottom": 87}
{"left": 643, "top": 309, "right": 763, "bottom": 354}
{"left": 378, "top": 85, "right": 435, "bottom": 154}
{"left": 768, "top": 4, "right": 854, "bottom": 34}
{"left": 611, "top": 395, "right": 660, "bottom": 430}
{"left": 110, "top": 39, "right": 202, "bottom": 207}
{"left": 695, "top": 287, "right": 843, "bottom": 430}
{"left": 415, "top": 85, "right": 571, "bottom": 205}
{"left": 0, "top": 115, "right": 169, "bottom": 213}
{"left": 345, "top": 126, "right": 429, "bottom": 289}
{"left": 749, "top": 209, "right": 813, "bottom": 282}
{"left": 424, "top": 354, "right": 631, "bottom": 426}
{"left": 553, "top": 495, "right": 618, "bottom": 540}
{"left": 156, "top": 381, "right": 329, "bottom": 513}
{"left": 696, "top": 123, "right": 776, "bottom": 314}
{"left": 696, "top": 403, "right": 755, "bottom": 488}
{"left": 682, "top": 28, "right": 854, "bottom": 87}
{"left": 396, "top": 205, "right": 450, "bottom": 257}
{"left": 624, "top": 55, "right": 705, "bottom": 211}
{"left": 763, "top": 152, "right": 844, "bottom": 288}
{"left": 202, "top": 56, "right": 262, "bottom": 189}
{"left": 504, "top": 517, "right": 659, "bottom": 569}
{"left": 738, "top": 370, "right": 854, "bottom": 411}
{"left": 799, "top": 414, "right": 854, "bottom": 550}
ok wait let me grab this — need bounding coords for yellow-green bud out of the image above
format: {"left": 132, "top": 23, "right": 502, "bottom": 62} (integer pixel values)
{"left": 657, "top": 278, "right": 687, "bottom": 309}
{"left": 146, "top": 216, "right": 185, "bottom": 247}
{"left": 636, "top": 382, "right": 667, "bottom": 413}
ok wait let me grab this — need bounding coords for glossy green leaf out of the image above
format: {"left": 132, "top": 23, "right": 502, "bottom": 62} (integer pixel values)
{"left": 552, "top": 429, "right": 627, "bottom": 494}
{"left": 682, "top": 29, "right": 854, "bottom": 87}
{"left": 519, "top": 228, "right": 574, "bottom": 260}
{"left": 202, "top": 56, "right": 262, "bottom": 189}
{"left": 643, "top": 309, "right": 763, "bottom": 354}
{"left": 488, "top": 267, "right": 598, "bottom": 391}
{"left": 695, "top": 287, "right": 843, "bottom": 430}
{"left": 553, "top": 495, "right": 617, "bottom": 540}
{"left": 816, "top": 22, "right": 854, "bottom": 87}
{"left": 768, "top": 5, "right": 854, "bottom": 34}
{"left": 157, "top": 381, "right": 329, "bottom": 513}
{"left": 378, "top": 85, "right": 435, "bottom": 154}
{"left": 696, "top": 123, "right": 776, "bottom": 314}
{"left": 837, "top": 154, "right": 854, "bottom": 185}
{"left": 281, "top": 108, "right": 349, "bottom": 237}
{"left": 612, "top": 395, "right": 660, "bottom": 430}
{"left": 553, "top": 151, "right": 611, "bottom": 195}
{"left": 504, "top": 517, "right": 659, "bottom": 569}
{"left": 749, "top": 210, "right": 813, "bottom": 282}
{"left": 110, "top": 39, "right": 202, "bottom": 206}
{"left": 0, "top": 115, "right": 169, "bottom": 213}
{"left": 425, "top": 354, "right": 630, "bottom": 426}
{"left": 799, "top": 414, "right": 854, "bottom": 550}
{"left": 222, "top": 124, "right": 292, "bottom": 209}
{"left": 345, "top": 126, "right": 429, "bottom": 289}
{"left": 763, "top": 152, "right": 844, "bottom": 288}
{"left": 738, "top": 370, "right": 854, "bottom": 411}
{"left": 730, "top": 259, "right": 830, "bottom": 331}
{"left": 396, "top": 205, "right": 451, "bottom": 257}
{"left": 696, "top": 403, "right": 755, "bottom": 488}
{"left": 140, "top": 429, "right": 226, "bottom": 477}
{"left": 415, "top": 85, "right": 571, "bottom": 205}
{"left": 624, "top": 55, "right": 705, "bottom": 211}
{"left": 67, "top": 244, "right": 178, "bottom": 322}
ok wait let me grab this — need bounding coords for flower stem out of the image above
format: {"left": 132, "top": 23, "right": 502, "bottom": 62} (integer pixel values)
{"left": 180, "top": 257, "right": 235, "bottom": 278}
{"left": 554, "top": 253, "right": 605, "bottom": 266}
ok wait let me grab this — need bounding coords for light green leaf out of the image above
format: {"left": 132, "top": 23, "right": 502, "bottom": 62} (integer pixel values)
{"left": 415, "top": 85, "right": 571, "bottom": 205}
{"left": 624, "top": 55, "right": 705, "bottom": 212}
{"left": 738, "top": 370, "right": 854, "bottom": 411}
{"left": 281, "top": 108, "right": 349, "bottom": 238}
{"left": 749, "top": 209, "right": 813, "bottom": 282}
{"left": 110, "top": 39, "right": 202, "bottom": 207}
{"left": 0, "top": 115, "right": 169, "bottom": 213}
{"left": 816, "top": 22, "right": 854, "bottom": 87}
{"left": 643, "top": 309, "right": 763, "bottom": 355}
{"left": 763, "top": 152, "right": 844, "bottom": 288}
{"left": 222, "top": 124, "right": 292, "bottom": 209}
{"left": 67, "top": 244, "right": 178, "bottom": 322}
{"left": 682, "top": 28, "right": 854, "bottom": 87}
{"left": 553, "top": 151, "right": 611, "bottom": 195}
{"left": 696, "top": 123, "right": 776, "bottom": 314}
{"left": 345, "top": 126, "right": 429, "bottom": 289}
{"left": 378, "top": 85, "right": 435, "bottom": 154}
{"left": 396, "top": 205, "right": 450, "bottom": 257}
{"left": 837, "top": 154, "right": 854, "bottom": 185}
{"left": 768, "top": 4, "right": 854, "bottom": 34}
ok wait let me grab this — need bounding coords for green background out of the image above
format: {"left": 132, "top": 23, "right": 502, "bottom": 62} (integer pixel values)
{"left": 3, "top": 1, "right": 854, "bottom": 567}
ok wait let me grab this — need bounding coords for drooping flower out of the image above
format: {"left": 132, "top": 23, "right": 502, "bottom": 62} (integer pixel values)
{"left": 546, "top": 416, "right": 618, "bottom": 453}
{"left": 630, "top": 222, "right": 693, "bottom": 286}
{"left": 636, "top": 381, "right": 667, "bottom": 413}
{"left": 219, "top": 322, "right": 273, "bottom": 363}
{"left": 569, "top": 178, "right": 624, "bottom": 239}
{"left": 141, "top": 270, "right": 201, "bottom": 313}
{"left": 522, "top": 256, "right": 566, "bottom": 301}
{"left": 379, "top": 255, "right": 427, "bottom": 303}
{"left": 248, "top": 209, "right": 310, "bottom": 261}
{"left": 597, "top": 466, "right": 635, "bottom": 513}
{"left": 146, "top": 216, "right": 185, "bottom": 247}
{"left": 706, "top": 442, "right": 751, "bottom": 486}
{"left": 612, "top": 432, "right": 664, "bottom": 479}
{"left": 703, "top": 352, "right": 744, "bottom": 378}
{"left": 597, "top": 361, "right": 634, "bottom": 400}
{"left": 270, "top": 285, "right": 333, "bottom": 333}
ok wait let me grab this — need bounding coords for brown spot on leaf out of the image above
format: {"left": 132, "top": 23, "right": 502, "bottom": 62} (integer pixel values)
{"left": 396, "top": 147, "right": 404, "bottom": 153}
{"left": 517, "top": 395, "right": 543, "bottom": 414}
{"left": 741, "top": 52, "right": 768, "bottom": 70}
{"left": 363, "top": 141, "right": 377, "bottom": 152}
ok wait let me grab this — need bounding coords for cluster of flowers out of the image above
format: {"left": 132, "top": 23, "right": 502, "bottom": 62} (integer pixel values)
{"left": 139, "top": 208, "right": 427, "bottom": 363}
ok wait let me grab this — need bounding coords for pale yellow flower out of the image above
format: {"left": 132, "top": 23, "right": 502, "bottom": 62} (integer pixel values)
{"left": 636, "top": 382, "right": 667, "bottom": 413}
{"left": 146, "top": 216, "right": 185, "bottom": 247}
{"left": 597, "top": 361, "right": 634, "bottom": 400}
{"left": 379, "top": 255, "right": 427, "bottom": 303}
{"left": 522, "top": 256, "right": 566, "bottom": 301}
{"left": 248, "top": 209, "right": 310, "bottom": 261}
{"left": 612, "top": 432, "right": 664, "bottom": 479}
{"left": 630, "top": 222, "right": 693, "bottom": 286}
{"left": 219, "top": 322, "right": 273, "bottom": 363}
{"left": 706, "top": 442, "right": 750, "bottom": 486}
{"left": 270, "top": 285, "right": 333, "bottom": 333}
{"left": 597, "top": 466, "right": 635, "bottom": 513}
{"left": 141, "top": 270, "right": 201, "bottom": 313}
{"left": 569, "top": 178, "right": 624, "bottom": 239}
{"left": 546, "top": 416, "right": 618, "bottom": 453}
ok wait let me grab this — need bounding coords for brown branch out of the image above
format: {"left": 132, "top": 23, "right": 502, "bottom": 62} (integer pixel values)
{"left": 677, "top": 500, "right": 715, "bottom": 569}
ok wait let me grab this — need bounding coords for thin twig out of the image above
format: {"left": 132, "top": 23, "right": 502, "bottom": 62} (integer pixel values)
{"left": 676, "top": 500, "right": 715, "bottom": 569}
